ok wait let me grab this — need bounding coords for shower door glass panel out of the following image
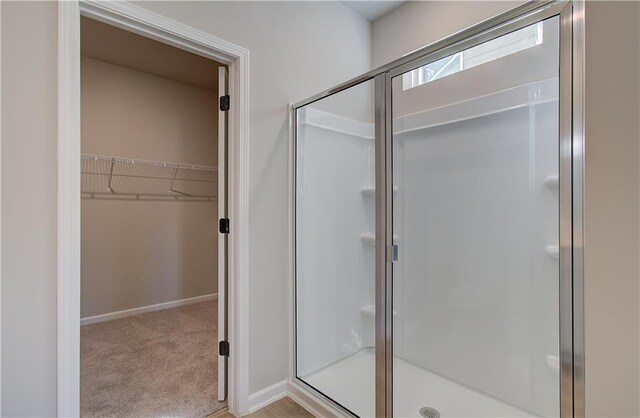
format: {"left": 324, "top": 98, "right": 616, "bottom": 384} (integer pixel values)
{"left": 391, "top": 17, "right": 560, "bottom": 418}
{"left": 295, "top": 79, "right": 376, "bottom": 416}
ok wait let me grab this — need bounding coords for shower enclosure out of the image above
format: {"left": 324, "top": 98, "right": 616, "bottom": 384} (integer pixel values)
{"left": 292, "top": 2, "right": 583, "bottom": 417}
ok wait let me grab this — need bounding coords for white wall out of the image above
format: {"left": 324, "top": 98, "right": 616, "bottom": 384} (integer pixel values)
{"left": 1, "top": 1, "right": 58, "bottom": 415}
{"left": 81, "top": 57, "right": 218, "bottom": 318}
{"left": 0, "top": 1, "right": 371, "bottom": 413}
{"left": 373, "top": 1, "right": 640, "bottom": 416}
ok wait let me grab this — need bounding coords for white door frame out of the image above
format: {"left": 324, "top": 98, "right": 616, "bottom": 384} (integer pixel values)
{"left": 57, "top": 1, "right": 251, "bottom": 416}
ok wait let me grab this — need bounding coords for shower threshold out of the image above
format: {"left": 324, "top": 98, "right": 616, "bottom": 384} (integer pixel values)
{"left": 303, "top": 348, "right": 536, "bottom": 418}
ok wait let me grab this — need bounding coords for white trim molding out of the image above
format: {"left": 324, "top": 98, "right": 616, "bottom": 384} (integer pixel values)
{"left": 57, "top": 1, "right": 250, "bottom": 416}
{"left": 245, "top": 380, "right": 343, "bottom": 417}
{"left": 58, "top": 2, "right": 82, "bottom": 416}
{"left": 247, "top": 380, "right": 288, "bottom": 413}
{"left": 80, "top": 294, "right": 218, "bottom": 326}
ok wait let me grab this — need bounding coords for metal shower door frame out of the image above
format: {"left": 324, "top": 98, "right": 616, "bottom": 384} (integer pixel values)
{"left": 378, "top": 2, "right": 578, "bottom": 417}
{"left": 292, "top": 1, "right": 584, "bottom": 417}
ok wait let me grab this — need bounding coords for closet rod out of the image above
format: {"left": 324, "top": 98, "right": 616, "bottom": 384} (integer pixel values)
{"left": 81, "top": 192, "right": 217, "bottom": 202}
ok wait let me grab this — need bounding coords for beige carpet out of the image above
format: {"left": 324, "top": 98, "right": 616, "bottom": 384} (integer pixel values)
{"left": 81, "top": 300, "right": 226, "bottom": 417}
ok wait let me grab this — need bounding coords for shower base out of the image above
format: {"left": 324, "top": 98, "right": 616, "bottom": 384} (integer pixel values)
{"left": 303, "top": 348, "right": 534, "bottom": 418}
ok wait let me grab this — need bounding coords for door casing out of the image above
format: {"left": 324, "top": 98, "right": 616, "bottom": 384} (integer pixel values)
{"left": 57, "top": 1, "right": 251, "bottom": 415}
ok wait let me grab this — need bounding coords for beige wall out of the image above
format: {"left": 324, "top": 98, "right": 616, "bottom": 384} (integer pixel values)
{"left": 1, "top": 1, "right": 58, "bottom": 415}
{"left": 371, "top": 1, "right": 523, "bottom": 68}
{"left": 82, "top": 57, "right": 218, "bottom": 166}
{"left": 1, "top": 1, "right": 371, "bottom": 414}
{"left": 81, "top": 57, "right": 218, "bottom": 318}
{"left": 583, "top": 2, "right": 640, "bottom": 416}
{"left": 372, "top": 1, "right": 640, "bottom": 416}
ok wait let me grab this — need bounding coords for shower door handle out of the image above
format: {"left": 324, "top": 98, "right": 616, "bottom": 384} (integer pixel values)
{"left": 387, "top": 245, "right": 399, "bottom": 263}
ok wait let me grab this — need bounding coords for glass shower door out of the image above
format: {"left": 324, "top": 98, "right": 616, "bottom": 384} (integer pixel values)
{"left": 295, "top": 79, "right": 377, "bottom": 416}
{"left": 390, "top": 17, "right": 561, "bottom": 418}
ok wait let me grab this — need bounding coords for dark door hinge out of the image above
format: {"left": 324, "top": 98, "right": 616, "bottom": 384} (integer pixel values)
{"left": 219, "top": 95, "right": 230, "bottom": 111}
{"left": 219, "top": 340, "right": 230, "bottom": 357}
{"left": 219, "top": 218, "right": 230, "bottom": 234}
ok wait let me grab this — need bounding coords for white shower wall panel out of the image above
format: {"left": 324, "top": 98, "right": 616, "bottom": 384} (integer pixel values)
{"left": 296, "top": 107, "right": 376, "bottom": 378}
{"left": 392, "top": 80, "right": 559, "bottom": 416}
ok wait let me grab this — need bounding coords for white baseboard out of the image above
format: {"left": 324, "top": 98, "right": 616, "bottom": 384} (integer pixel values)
{"left": 80, "top": 293, "right": 218, "bottom": 325}
{"left": 246, "top": 379, "right": 343, "bottom": 417}
{"left": 247, "top": 379, "right": 288, "bottom": 413}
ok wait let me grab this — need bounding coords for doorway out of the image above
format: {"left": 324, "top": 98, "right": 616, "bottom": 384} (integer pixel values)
{"left": 58, "top": 2, "right": 250, "bottom": 416}
{"left": 79, "top": 16, "right": 229, "bottom": 417}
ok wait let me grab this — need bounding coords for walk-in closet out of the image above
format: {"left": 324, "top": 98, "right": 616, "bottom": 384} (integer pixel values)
{"left": 79, "top": 16, "right": 227, "bottom": 417}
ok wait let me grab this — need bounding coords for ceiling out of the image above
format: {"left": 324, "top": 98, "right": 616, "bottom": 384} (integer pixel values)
{"left": 343, "top": 1, "right": 405, "bottom": 21}
{"left": 81, "top": 16, "right": 223, "bottom": 91}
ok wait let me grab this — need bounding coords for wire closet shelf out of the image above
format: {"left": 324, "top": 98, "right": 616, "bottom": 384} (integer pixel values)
{"left": 81, "top": 154, "right": 218, "bottom": 201}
